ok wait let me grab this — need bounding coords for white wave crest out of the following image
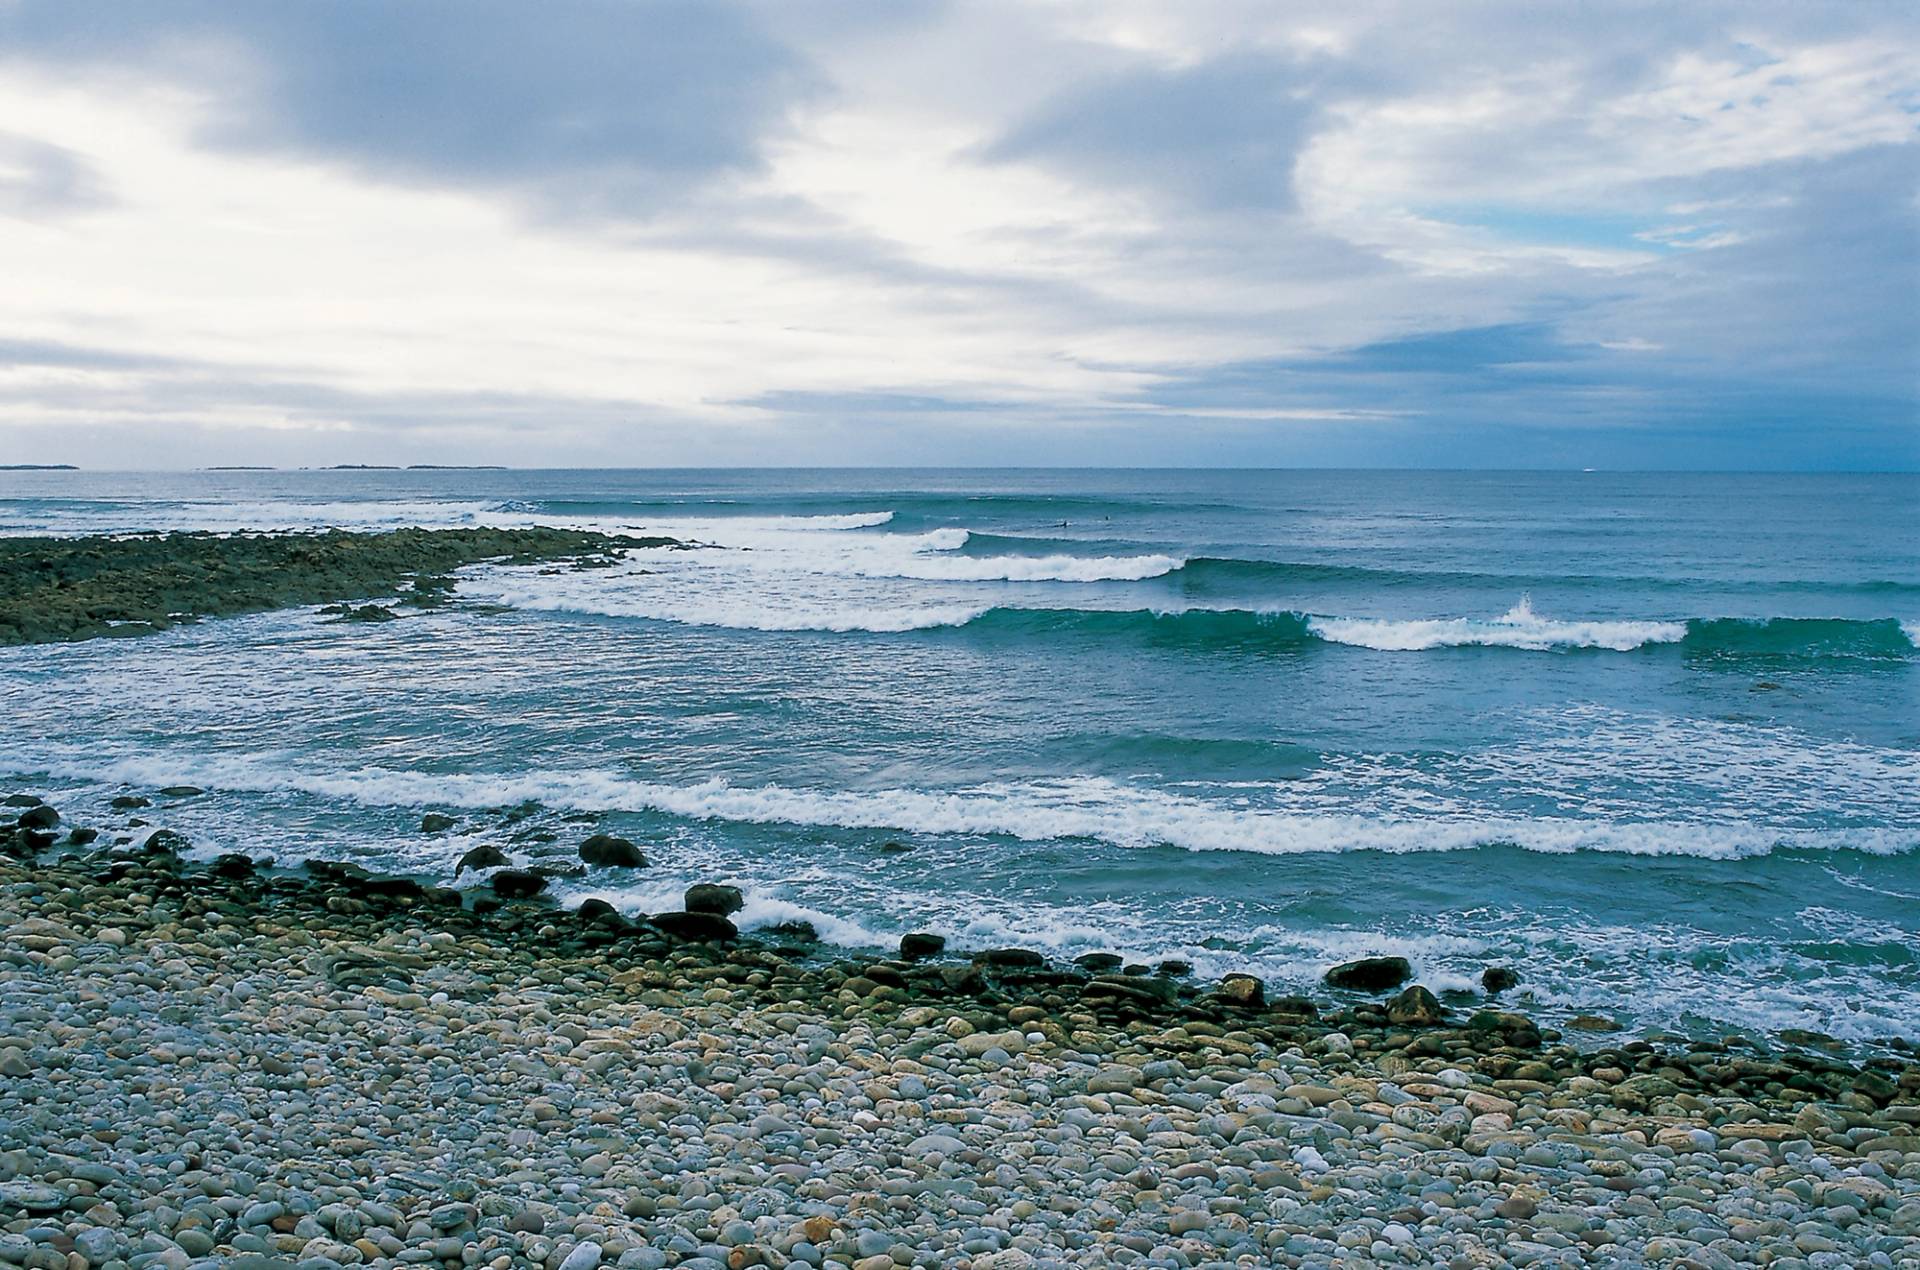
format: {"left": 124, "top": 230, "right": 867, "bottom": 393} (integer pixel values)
{"left": 1310, "top": 597, "right": 1685, "bottom": 652}
{"left": 17, "top": 752, "right": 1917, "bottom": 861}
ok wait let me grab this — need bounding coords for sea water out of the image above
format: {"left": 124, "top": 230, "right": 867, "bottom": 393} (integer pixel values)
{"left": 1, "top": 468, "right": 1915, "bottom": 1043}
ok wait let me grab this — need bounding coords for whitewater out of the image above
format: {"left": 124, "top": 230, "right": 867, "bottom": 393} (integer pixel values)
{"left": 0, "top": 466, "right": 1916, "bottom": 1044}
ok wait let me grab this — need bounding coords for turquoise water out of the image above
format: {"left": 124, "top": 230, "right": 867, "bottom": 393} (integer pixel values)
{"left": 2, "top": 469, "right": 1916, "bottom": 1043}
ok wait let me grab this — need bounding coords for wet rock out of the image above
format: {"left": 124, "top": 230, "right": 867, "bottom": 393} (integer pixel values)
{"left": 488, "top": 868, "right": 548, "bottom": 899}
{"left": 0, "top": 794, "right": 39, "bottom": 807}
{"left": 900, "top": 932, "right": 947, "bottom": 960}
{"left": 973, "top": 947, "right": 1046, "bottom": 969}
{"left": 1325, "top": 956, "right": 1412, "bottom": 993}
{"left": 1216, "top": 973, "right": 1265, "bottom": 1007}
{"left": 766, "top": 919, "right": 817, "bottom": 942}
{"left": 579, "top": 833, "right": 647, "bottom": 868}
{"left": 649, "top": 910, "right": 738, "bottom": 941}
{"left": 1385, "top": 984, "right": 1447, "bottom": 1027}
{"left": 420, "top": 812, "right": 457, "bottom": 833}
{"left": 453, "top": 843, "right": 510, "bottom": 876}
{"left": 109, "top": 795, "right": 151, "bottom": 809}
{"left": 1568, "top": 1014, "right": 1623, "bottom": 1032}
{"left": 684, "top": 882, "right": 744, "bottom": 916}
{"left": 1074, "top": 952, "right": 1124, "bottom": 974}
{"left": 1482, "top": 966, "right": 1521, "bottom": 994}
{"left": 577, "top": 898, "right": 631, "bottom": 929}
{"left": 16, "top": 804, "right": 58, "bottom": 829}
{"left": 1155, "top": 959, "right": 1193, "bottom": 977}
{"left": 878, "top": 839, "right": 914, "bottom": 853}
{"left": 159, "top": 785, "right": 204, "bottom": 797}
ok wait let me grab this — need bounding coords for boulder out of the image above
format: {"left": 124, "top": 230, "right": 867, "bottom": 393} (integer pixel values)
{"left": 1155, "top": 959, "right": 1193, "bottom": 977}
{"left": 766, "top": 920, "right": 817, "bottom": 942}
{"left": 1385, "top": 984, "right": 1447, "bottom": 1027}
{"left": 1073, "top": 952, "right": 1124, "bottom": 974}
{"left": 579, "top": 834, "right": 647, "bottom": 868}
{"left": 16, "top": 804, "right": 58, "bottom": 830}
{"left": 1216, "top": 973, "right": 1264, "bottom": 1008}
{"left": 0, "top": 794, "right": 40, "bottom": 808}
{"left": 577, "top": 898, "right": 630, "bottom": 929}
{"left": 1482, "top": 966, "right": 1521, "bottom": 994}
{"left": 899, "top": 932, "right": 947, "bottom": 960}
{"left": 684, "top": 883, "right": 744, "bottom": 916}
{"left": 648, "top": 911, "right": 738, "bottom": 942}
{"left": 972, "top": 947, "right": 1046, "bottom": 970}
{"left": 158, "top": 786, "right": 204, "bottom": 798}
{"left": 488, "top": 869, "right": 548, "bottom": 900}
{"left": 453, "top": 844, "right": 509, "bottom": 876}
{"left": 109, "top": 795, "right": 151, "bottom": 810}
{"left": 419, "top": 813, "right": 457, "bottom": 834}
{"left": 1324, "top": 956, "right": 1412, "bottom": 993}
{"left": 1268, "top": 994, "right": 1319, "bottom": 1019}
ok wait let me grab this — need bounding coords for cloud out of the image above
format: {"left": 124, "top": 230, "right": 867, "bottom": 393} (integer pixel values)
{"left": 0, "top": 1, "right": 1912, "bottom": 468}
{"left": 0, "top": 1, "right": 819, "bottom": 216}
{"left": 0, "top": 131, "right": 112, "bottom": 219}
{"left": 982, "top": 52, "right": 1316, "bottom": 211}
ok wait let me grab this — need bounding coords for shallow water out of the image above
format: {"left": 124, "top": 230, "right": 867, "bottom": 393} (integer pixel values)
{"left": 2, "top": 468, "right": 1916, "bottom": 1043}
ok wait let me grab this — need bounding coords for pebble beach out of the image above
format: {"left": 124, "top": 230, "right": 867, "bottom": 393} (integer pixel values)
{"left": 4, "top": 797, "right": 1919, "bottom": 1270}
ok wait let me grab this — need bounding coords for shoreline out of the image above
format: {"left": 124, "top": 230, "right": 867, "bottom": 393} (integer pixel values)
{"left": 4, "top": 796, "right": 1918, "bottom": 1266}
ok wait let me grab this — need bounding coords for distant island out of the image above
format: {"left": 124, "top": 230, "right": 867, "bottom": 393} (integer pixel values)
{"left": 207, "top": 465, "right": 276, "bottom": 471}
{"left": 0, "top": 464, "right": 77, "bottom": 471}
{"left": 407, "top": 464, "right": 507, "bottom": 470}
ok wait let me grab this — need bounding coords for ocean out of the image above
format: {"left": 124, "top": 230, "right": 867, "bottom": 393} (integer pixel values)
{"left": 2, "top": 468, "right": 1916, "bottom": 1046}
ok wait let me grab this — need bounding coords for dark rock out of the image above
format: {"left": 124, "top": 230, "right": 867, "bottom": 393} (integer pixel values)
{"left": 141, "top": 828, "right": 190, "bottom": 855}
{"left": 1268, "top": 994, "right": 1319, "bottom": 1019}
{"left": 648, "top": 910, "right": 738, "bottom": 942}
{"left": 1, "top": 793, "right": 40, "bottom": 807}
{"left": 579, "top": 833, "right": 647, "bottom": 868}
{"left": 684, "top": 883, "right": 744, "bottom": 916}
{"left": 900, "top": 932, "right": 947, "bottom": 960}
{"left": 66, "top": 827, "right": 99, "bottom": 846}
{"left": 1385, "top": 984, "right": 1448, "bottom": 1027}
{"left": 358, "top": 877, "right": 428, "bottom": 904}
{"left": 1155, "top": 959, "right": 1192, "bottom": 978}
{"left": 973, "top": 947, "right": 1046, "bottom": 970}
{"left": 1482, "top": 965, "right": 1521, "bottom": 995}
{"left": 1083, "top": 975, "right": 1177, "bottom": 1006}
{"left": 16, "top": 804, "right": 58, "bottom": 829}
{"left": 158, "top": 785, "right": 204, "bottom": 798}
{"left": 488, "top": 869, "right": 548, "bottom": 900}
{"left": 419, "top": 813, "right": 457, "bottom": 834}
{"left": 879, "top": 840, "right": 914, "bottom": 854}
{"left": 500, "top": 800, "right": 541, "bottom": 824}
{"left": 453, "top": 844, "right": 510, "bottom": 876}
{"left": 210, "top": 853, "right": 257, "bottom": 880}
{"left": 1073, "top": 952, "right": 1124, "bottom": 974}
{"left": 109, "top": 795, "right": 150, "bottom": 810}
{"left": 766, "top": 920, "right": 817, "bottom": 942}
{"left": 1325, "top": 956, "right": 1412, "bottom": 993}
{"left": 325, "top": 603, "right": 398, "bottom": 623}
{"left": 1216, "top": 973, "right": 1264, "bottom": 1007}
{"left": 577, "top": 898, "right": 630, "bottom": 929}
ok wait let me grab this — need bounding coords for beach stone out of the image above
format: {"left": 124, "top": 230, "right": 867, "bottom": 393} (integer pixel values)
{"left": 1217, "top": 973, "right": 1264, "bottom": 1007}
{"left": 684, "top": 883, "right": 744, "bottom": 915}
{"left": 649, "top": 910, "right": 738, "bottom": 941}
{"left": 489, "top": 868, "right": 548, "bottom": 899}
{"left": 1385, "top": 984, "right": 1447, "bottom": 1026}
{"left": 1325, "top": 956, "right": 1412, "bottom": 993}
{"left": 899, "top": 932, "right": 946, "bottom": 960}
{"left": 15, "top": 804, "right": 57, "bottom": 829}
{"left": 973, "top": 948, "right": 1046, "bottom": 969}
{"left": 579, "top": 834, "right": 647, "bottom": 867}
{"left": 558, "top": 1242, "right": 603, "bottom": 1270}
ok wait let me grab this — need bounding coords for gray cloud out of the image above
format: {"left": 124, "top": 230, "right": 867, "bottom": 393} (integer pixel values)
{"left": 0, "top": 1, "right": 819, "bottom": 215}
{"left": 982, "top": 52, "right": 1315, "bottom": 211}
{"left": 0, "top": 131, "right": 112, "bottom": 219}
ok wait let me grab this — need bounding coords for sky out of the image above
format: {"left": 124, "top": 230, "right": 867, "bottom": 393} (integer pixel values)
{"left": 0, "top": 1, "right": 1915, "bottom": 469}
